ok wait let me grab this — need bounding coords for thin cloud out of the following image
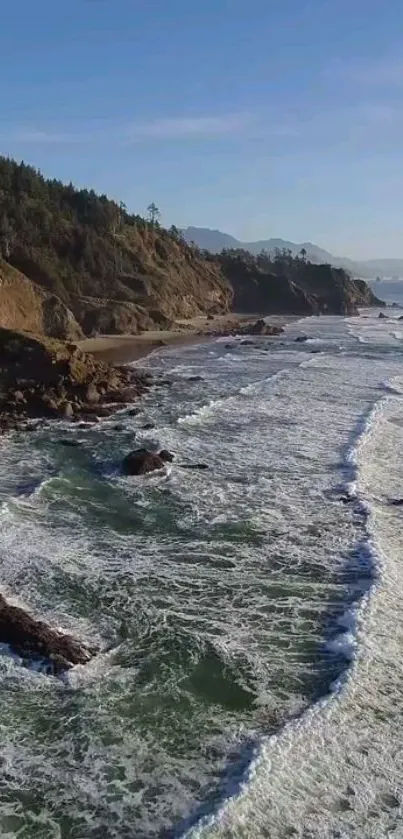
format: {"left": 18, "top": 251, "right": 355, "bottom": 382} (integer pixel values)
{"left": 125, "top": 113, "right": 251, "bottom": 141}
{"left": 6, "top": 113, "right": 252, "bottom": 147}
{"left": 12, "top": 129, "right": 88, "bottom": 144}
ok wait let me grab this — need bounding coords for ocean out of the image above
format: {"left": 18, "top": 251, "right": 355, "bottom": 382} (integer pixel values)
{"left": 1, "top": 304, "right": 403, "bottom": 837}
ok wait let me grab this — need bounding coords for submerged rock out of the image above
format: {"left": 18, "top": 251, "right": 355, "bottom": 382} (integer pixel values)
{"left": 178, "top": 463, "right": 209, "bottom": 470}
{"left": 122, "top": 448, "right": 165, "bottom": 475}
{"left": 0, "top": 594, "right": 95, "bottom": 675}
{"left": 295, "top": 335, "right": 308, "bottom": 342}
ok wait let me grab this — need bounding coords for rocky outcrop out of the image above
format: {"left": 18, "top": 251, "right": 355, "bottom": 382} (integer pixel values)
{"left": 222, "top": 262, "right": 315, "bottom": 315}
{"left": 122, "top": 448, "right": 167, "bottom": 475}
{"left": 0, "top": 259, "right": 83, "bottom": 340}
{"left": 0, "top": 328, "right": 150, "bottom": 429}
{"left": 241, "top": 318, "right": 283, "bottom": 336}
{"left": 296, "top": 264, "right": 384, "bottom": 314}
{"left": 71, "top": 296, "right": 172, "bottom": 336}
{"left": 0, "top": 594, "right": 95, "bottom": 674}
{"left": 219, "top": 251, "right": 384, "bottom": 317}
{"left": 352, "top": 279, "right": 384, "bottom": 308}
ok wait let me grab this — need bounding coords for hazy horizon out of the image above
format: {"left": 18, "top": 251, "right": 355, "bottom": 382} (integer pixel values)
{"left": 183, "top": 226, "right": 403, "bottom": 263}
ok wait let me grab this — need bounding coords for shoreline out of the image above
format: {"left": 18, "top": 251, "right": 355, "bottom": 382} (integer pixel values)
{"left": 78, "top": 330, "right": 208, "bottom": 365}
{"left": 78, "top": 314, "right": 297, "bottom": 365}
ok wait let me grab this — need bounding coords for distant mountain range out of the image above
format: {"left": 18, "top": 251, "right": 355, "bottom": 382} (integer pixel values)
{"left": 183, "top": 227, "right": 403, "bottom": 280}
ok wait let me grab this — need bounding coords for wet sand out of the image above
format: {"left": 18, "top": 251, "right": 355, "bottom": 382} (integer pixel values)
{"left": 78, "top": 330, "right": 209, "bottom": 364}
{"left": 79, "top": 314, "right": 297, "bottom": 365}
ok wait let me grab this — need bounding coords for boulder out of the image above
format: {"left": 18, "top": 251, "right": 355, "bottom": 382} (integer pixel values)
{"left": 84, "top": 383, "right": 100, "bottom": 404}
{"left": 295, "top": 335, "right": 308, "bottom": 342}
{"left": 159, "top": 449, "right": 174, "bottom": 462}
{"left": 122, "top": 448, "right": 165, "bottom": 475}
{"left": 0, "top": 594, "right": 95, "bottom": 675}
{"left": 378, "top": 312, "right": 388, "bottom": 319}
{"left": 60, "top": 401, "right": 74, "bottom": 419}
{"left": 243, "top": 318, "right": 283, "bottom": 336}
{"left": 240, "top": 339, "right": 255, "bottom": 346}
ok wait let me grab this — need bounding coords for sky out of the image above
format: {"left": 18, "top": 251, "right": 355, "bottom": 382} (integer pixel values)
{"left": 1, "top": 0, "right": 403, "bottom": 259}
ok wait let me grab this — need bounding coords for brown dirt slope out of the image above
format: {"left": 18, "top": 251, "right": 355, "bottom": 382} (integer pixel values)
{"left": 0, "top": 259, "right": 83, "bottom": 340}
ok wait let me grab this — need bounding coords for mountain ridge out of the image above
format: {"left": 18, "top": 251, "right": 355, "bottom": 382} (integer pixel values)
{"left": 183, "top": 227, "right": 401, "bottom": 279}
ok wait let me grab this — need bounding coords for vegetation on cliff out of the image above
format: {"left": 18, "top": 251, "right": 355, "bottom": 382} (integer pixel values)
{"left": 0, "top": 156, "right": 231, "bottom": 333}
{"left": 0, "top": 156, "right": 382, "bottom": 339}
{"left": 213, "top": 248, "right": 383, "bottom": 315}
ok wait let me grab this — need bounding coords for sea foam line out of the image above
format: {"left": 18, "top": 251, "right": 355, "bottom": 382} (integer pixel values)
{"left": 181, "top": 396, "right": 388, "bottom": 839}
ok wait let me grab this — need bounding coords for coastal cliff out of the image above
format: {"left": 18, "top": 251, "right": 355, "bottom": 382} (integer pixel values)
{"left": 0, "top": 156, "right": 383, "bottom": 339}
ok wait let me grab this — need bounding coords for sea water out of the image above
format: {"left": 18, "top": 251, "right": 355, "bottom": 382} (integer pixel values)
{"left": 0, "top": 309, "right": 403, "bottom": 837}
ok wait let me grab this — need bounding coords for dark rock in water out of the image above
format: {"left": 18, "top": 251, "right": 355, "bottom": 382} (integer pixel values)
{"left": 187, "top": 375, "right": 203, "bottom": 382}
{"left": 141, "top": 422, "right": 155, "bottom": 430}
{"left": 159, "top": 449, "right": 174, "bottom": 462}
{"left": 122, "top": 448, "right": 165, "bottom": 475}
{"left": 240, "top": 339, "right": 255, "bottom": 346}
{"left": 241, "top": 319, "right": 283, "bottom": 337}
{"left": 59, "top": 438, "right": 81, "bottom": 447}
{"left": 0, "top": 594, "right": 95, "bottom": 675}
{"left": 310, "top": 349, "right": 321, "bottom": 354}
{"left": 113, "top": 423, "right": 125, "bottom": 431}
{"left": 225, "top": 344, "right": 233, "bottom": 349}
{"left": 127, "top": 408, "right": 139, "bottom": 417}
{"left": 399, "top": 315, "right": 403, "bottom": 321}
{"left": 378, "top": 312, "right": 388, "bottom": 319}
{"left": 178, "top": 463, "right": 209, "bottom": 470}
{"left": 389, "top": 498, "right": 403, "bottom": 506}
{"left": 295, "top": 335, "right": 308, "bottom": 342}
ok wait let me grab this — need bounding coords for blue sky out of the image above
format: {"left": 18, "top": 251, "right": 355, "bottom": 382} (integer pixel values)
{"left": 1, "top": 0, "right": 403, "bottom": 258}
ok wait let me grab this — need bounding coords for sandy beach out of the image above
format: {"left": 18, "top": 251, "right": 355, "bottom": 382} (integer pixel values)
{"left": 79, "top": 314, "right": 295, "bottom": 364}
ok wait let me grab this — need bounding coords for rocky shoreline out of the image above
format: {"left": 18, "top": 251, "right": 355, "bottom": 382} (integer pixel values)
{"left": 0, "top": 319, "right": 282, "bottom": 433}
{"left": 0, "top": 327, "right": 152, "bottom": 433}
{"left": 0, "top": 319, "right": 283, "bottom": 674}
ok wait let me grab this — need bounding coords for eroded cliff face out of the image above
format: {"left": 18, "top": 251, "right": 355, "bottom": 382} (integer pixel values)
{"left": 221, "top": 258, "right": 384, "bottom": 317}
{"left": 0, "top": 260, "right": 83, "bottom": 340}
{"left": 221, "top": 262, "right": 316, "bottom": 314}
{"left": 294, "top": 263, "right": 384, "bottom": 314}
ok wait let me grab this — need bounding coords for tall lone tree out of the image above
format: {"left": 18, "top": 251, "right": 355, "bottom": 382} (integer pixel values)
{"left": 147, "top": 202, "right": 161, "bottom": 225}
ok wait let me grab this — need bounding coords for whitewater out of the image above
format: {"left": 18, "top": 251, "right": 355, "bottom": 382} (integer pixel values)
{"left": 0, "top": 308, "right": 403, "bottom": 837}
